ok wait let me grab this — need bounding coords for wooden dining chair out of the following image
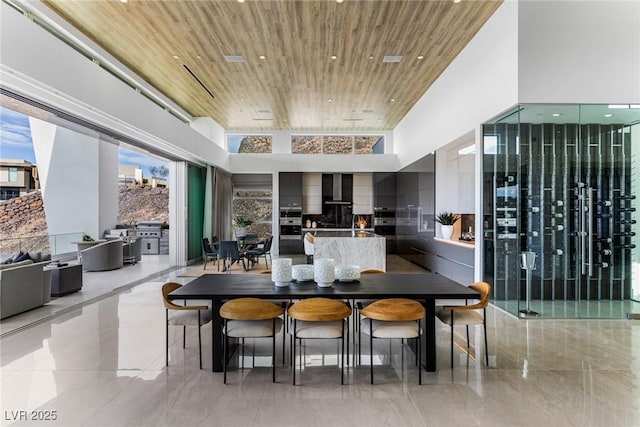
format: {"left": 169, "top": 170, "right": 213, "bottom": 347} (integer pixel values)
{"left": 287, "top": 298, "right": 352, "bottom": 385}
{"left": 219, "top": 298, "right": 284, "bottom": 384}
{"left": 360, "top": 298, "right": 425, "bottom": 384}
{"left": 435, "top": 281, "right": 491, "bottom": 368}
{"left": 360, "top": 268, "right": 385, "bottom": 274}
{"left": 162, "top": 282, "right": 212, "bottom": 369}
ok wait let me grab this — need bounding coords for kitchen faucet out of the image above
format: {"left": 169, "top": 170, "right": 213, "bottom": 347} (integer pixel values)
{"left": 352, "top": 214, "right": 361, "bottom": 237}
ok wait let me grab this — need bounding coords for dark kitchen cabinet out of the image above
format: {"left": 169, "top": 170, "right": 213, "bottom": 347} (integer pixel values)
{"left": 373, "top": 173, "right": 396, "bottom": 209}
{"left": 279, "top": 172, "right": 302, "bottom": 208}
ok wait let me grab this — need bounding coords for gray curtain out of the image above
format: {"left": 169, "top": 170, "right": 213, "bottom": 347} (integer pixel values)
{"left": 213, "top": 168, "right": 233, "bottom": 240}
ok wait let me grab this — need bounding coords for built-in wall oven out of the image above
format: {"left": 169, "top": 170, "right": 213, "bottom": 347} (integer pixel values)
{"left": 374, "top": 208, "right": 397, "bottom": 233}
{"left": 374, "top": 208, "right": 396, "bottom": 253}
{"left": 280, "top": 207, "right": 302, "bottom": 240}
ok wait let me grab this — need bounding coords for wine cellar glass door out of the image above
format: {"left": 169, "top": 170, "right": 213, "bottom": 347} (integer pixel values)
{"left": 574, "top": 122, "right": 636, "bottom": 308}
{"left": 485, "top": 104, "right": 640, "bottom": 318}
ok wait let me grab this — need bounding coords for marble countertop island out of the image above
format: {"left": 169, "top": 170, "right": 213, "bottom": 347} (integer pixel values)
{"left": 313, "top": 230, "right": 386, "bottom": 271}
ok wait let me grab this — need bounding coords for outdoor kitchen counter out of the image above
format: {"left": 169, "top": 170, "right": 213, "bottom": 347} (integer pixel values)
{"left": 313, "top": 230, "right": 386, "bottom": 271}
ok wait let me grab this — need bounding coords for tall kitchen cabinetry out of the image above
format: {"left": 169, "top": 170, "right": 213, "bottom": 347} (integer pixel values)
{"left": 374, "top": 173, "right": 396, "bottom": 209}
{"left": 279, "top": 172, "right": 302, "bottom": 208}
{"left": 279, "top": 172, "right": 303, "bottom": 254}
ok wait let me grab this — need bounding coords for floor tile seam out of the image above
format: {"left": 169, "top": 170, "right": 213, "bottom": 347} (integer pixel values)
{"left": 405, "top": 390, "right": 429, "bottom": 426}
{"left": 0, "top": 266, "right": 179, "bottom": 341}
{"left": 76, "top": 375, "right": 141, "bottom": 427}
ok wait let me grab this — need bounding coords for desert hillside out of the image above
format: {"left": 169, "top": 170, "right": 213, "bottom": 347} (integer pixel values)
{"left": 0, "top": 185, "right": 168, "bottom": 242}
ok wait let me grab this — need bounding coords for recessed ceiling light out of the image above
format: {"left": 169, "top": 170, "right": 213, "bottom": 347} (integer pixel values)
{"left": 417, "top": 55, "right": 424, "bottom": 60}
{"left": 369, "top": 55, "right": 374, "bottom": 60}
{"left": 604, "top": 113, "right": 613, "bottom": 118}
{"left": 383, "top": 55, "right": 402, "bottom": 63}
{"left": 259, "top": 55, "right": 266, "bottom": 60}
{"left": 196, "top": 55, "right": 202, "bottom": 60}
{"left": 336, "top": 0, "right": 344, "bottom": 3}
{"left": 172, "top": 55, "right": 179, "bottom": 59}
{"left": 331, "top": 55, "right": 338, "bottom": 60}
{"left": 453, "top": 0, "right": 462, "bottom": 3}
{"left": 225, "top": 55, "right": 246, "bottom": 63}
{"left": 119, "top": 0, "right": 128, "bottom": 3}
{"left": 552, "top": 113, "right": 561, "bottom": 117}
{"left": 328, "top": 98, "right": 333, "bottom": 102}
{"left": 237, "top": 0, "right": 245, "bottom": 3}
{"left": 390, "top": 98, "right": 396, "bottom": 102}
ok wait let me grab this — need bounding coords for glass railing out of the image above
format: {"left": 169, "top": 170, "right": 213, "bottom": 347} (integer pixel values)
{"left": 0, "top": 232, "right": 83, "bottom": 261}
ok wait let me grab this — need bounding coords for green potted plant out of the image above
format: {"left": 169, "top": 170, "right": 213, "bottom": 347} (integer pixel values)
{"left": 234, "top": 217, "right": 254, "bottom": 238}
{"left": 434, "top": 212, "right": 460, "bottom": 240}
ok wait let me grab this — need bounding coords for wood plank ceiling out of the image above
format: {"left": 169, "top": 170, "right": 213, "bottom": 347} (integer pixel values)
{"left": 42, "top": 0, "right": 502, "bottom": 131}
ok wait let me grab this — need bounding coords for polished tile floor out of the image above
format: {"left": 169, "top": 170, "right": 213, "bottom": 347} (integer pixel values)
{"left": 1, "top": 263, "right": 640, "bottom": 426}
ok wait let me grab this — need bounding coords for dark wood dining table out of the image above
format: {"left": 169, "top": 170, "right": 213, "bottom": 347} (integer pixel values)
{"left": 169, "top": 273, "right": 479, "bottom": 373}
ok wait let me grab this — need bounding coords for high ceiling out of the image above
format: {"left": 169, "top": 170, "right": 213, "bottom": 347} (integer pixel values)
{"left": 42, "top": 0, "right": 502, "bottom": 131}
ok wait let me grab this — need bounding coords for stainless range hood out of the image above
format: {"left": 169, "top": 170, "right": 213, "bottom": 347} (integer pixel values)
{"left": 325, "top": 173, "right": 351, "bottom": 204}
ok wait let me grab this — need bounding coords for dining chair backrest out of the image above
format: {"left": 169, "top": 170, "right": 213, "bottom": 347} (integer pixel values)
{"left": 202, "top": 238, "right": 214, "bottom": 254}
{"left": 446, "top": 281, "right": 491, "bottom": 311}
{"left": 219, "top": 240, "right": 241, "bottom": 260}
{"left": 263, "top": 236, "right": 273, "bottom": 252}
{"left": 288, "top": 297, "right": 352, "bottom": 322}
{"left": 162, "top": 282, "right": 184, "bottom": 310}
{"left": 469, "top": 282, "right": 491, "bottom": 309}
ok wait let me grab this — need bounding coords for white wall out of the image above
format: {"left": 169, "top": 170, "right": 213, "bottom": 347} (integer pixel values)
{"left": 29, "top": 118, "right": 118, "bottom": 239}
{"left": 518, "top": 0, "right": 640, "bottom": 103}
{"left": 229, "top": 153, "right": 398, "bottom": 173}
{"left": 435, "top": 132, "right": 475, "bottom": 215}
{"left": 98, "top": 139, "right": 120, "bottom": 235}
{"left": 394, "top": 1, "right": 520, "bottom": 170}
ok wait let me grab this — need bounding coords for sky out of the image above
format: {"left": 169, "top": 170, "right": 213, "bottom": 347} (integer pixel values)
{"left": 0, "top": 106, "right": 35, "bottom": 163}
{"left": 0, "top": 106, "right": 167, "bottom": 176}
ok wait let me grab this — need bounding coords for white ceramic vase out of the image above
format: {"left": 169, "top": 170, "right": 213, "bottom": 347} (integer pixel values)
{"left": 441, "top": 225, "right": 453, "bottom": 240}
{"left": 271, "top": 258, "right": 292, "bottom": 287}
{"left": 314, "top": 258, "right": 335, "bottom": 287}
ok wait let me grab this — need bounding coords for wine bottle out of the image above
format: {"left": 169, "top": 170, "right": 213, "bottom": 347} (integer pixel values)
{"left": 614, "top": 231, "right": 636, "bottom": 237}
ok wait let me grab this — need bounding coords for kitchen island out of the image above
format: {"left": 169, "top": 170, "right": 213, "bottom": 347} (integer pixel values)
{"left": 313, "top": 230, "right": 386, "bottom": 271}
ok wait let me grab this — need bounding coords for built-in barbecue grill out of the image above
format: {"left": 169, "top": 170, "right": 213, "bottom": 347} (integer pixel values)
{"left": 136, "top": 221, "right": 162, "bottom": 254}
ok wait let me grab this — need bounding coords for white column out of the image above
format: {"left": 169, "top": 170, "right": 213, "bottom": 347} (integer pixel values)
{"left": 169, "top": 161, "right": 187, "bottom": 266}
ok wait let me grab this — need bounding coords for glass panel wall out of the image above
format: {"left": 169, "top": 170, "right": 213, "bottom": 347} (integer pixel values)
{"left": 483, "top": 104, "right": 640, "bottom": 318}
